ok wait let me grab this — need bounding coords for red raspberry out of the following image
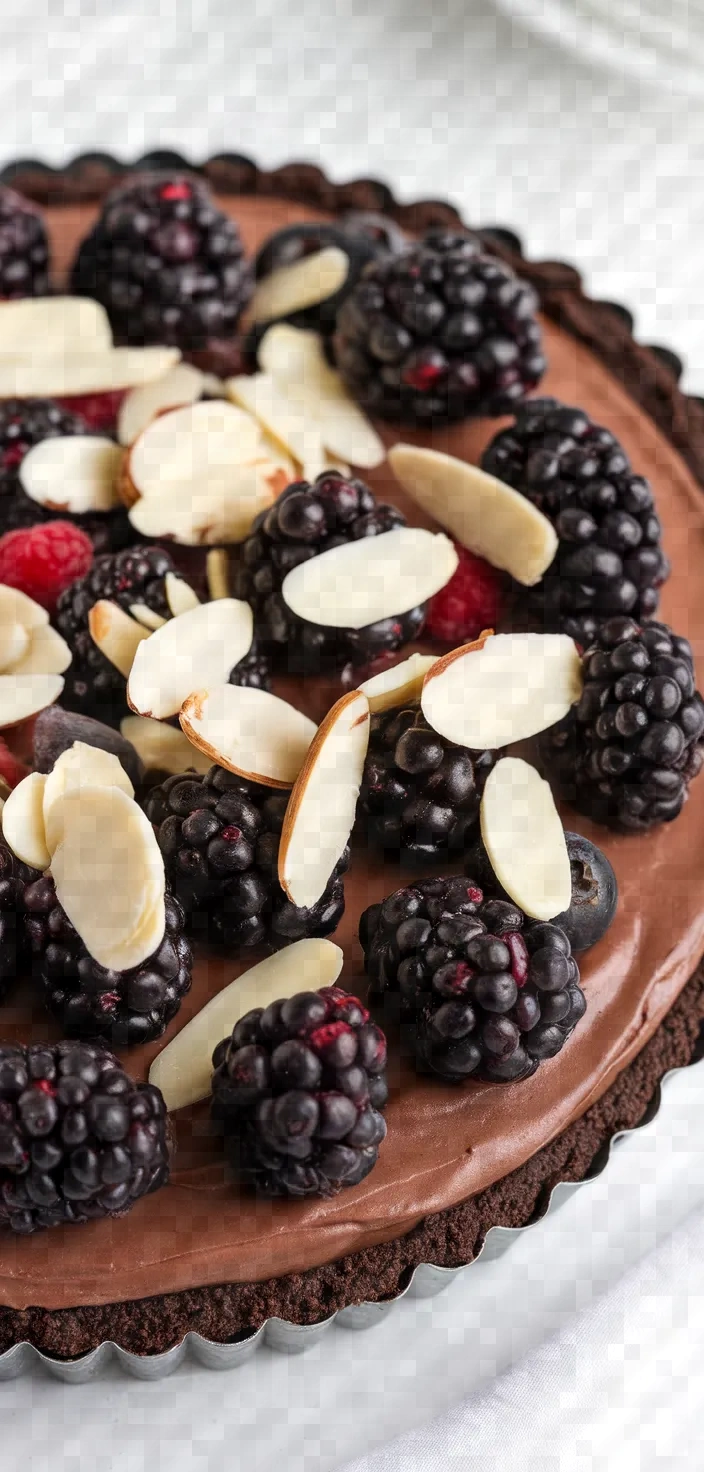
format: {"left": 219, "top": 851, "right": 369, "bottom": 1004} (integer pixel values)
{"left": 0, "top": 736, "right": 30, "bottom": 790}
{"left": 0, "top": 520, "right": 93, "bottom": 614}
{"left": 55, "top": 390, "right": 126, "bottom": 433}
{"left": 425, "top": 543, "right": 504, "bottom": 645}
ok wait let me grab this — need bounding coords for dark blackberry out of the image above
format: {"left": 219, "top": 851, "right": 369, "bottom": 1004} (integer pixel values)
{"left": 145, "top": 765, "right": 347, "bottom": 950}
{"left": 542, "top": 616, "right": 704, "bottom": 831}
{"left": 0, "top": 397, "right": 131, "bottom": 553}
{"left": 0, "top": 839, "right": 39, "bottom": 996}
{"left": 22, "top": 877, "right": 192, "bottom": 1046}
{"left": 70, "top": 172, "right": 251, "bottom": 349}
{"left": 232, "top": 472, "right": 425, "bottom": 674}
{"left": 211, "top": 985, "right": 388, "bottom": 1198}
{"left": 360, "top": 701, "right": 496, "bottom": 861}
{"left": 333, "top": 229, "right": 545, "bottom": 425}
{"left": 361, "top": 876, "right": 585, "bottom": 1083}
{"left": 0, "top": 1041, "right": 169, "bottom": 1234}
{"left": 0, "top": 186, "right": 50, "bottom": 299}
{"left": 481, "top": 399, "right": 670, "bottom": 643}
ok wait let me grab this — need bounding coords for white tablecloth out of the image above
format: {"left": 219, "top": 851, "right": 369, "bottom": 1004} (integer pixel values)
{"left": 2, "top": 3, "right": 704, "bottom": 1468}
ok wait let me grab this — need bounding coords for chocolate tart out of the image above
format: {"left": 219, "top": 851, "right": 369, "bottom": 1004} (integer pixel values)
{"left": 2, "top": 151, "right": 704, "bottom": 1361}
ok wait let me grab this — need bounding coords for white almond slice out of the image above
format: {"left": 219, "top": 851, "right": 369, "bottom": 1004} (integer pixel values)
{"left": 5, "top": 625, "right": 71, "bottom": 677}
{"left": 480, "top": 757, "right": 571, "bottom": 921}
{"left": 120, "top": 715, "right": 212, "bottom": 776}
{"left": 19, "top": 436, "right": 123, "bottom": 516}
{"left": 227, "top": 372, "right": 323, "bottom": 471}
{"left": 127, "top": 468, "right": 281, "bottom": 547}
{"left": 164, "top": 572, "right": 201, "bottom": 618}
{"left": 88, "top": 601, "right": 151, "bottom": 679}
{"left": 50, "top": 785, "right": 165, "bottom": 972}
{"left": 249, "top": 247, "right": 349, "bottom": 325}
{"left": 129, "top": 400, "right": 264, "bottom": 497}
{"left": 282, "top": 527, "right": 458, "bottom": 631}
{"left": 127, "top": 599, "right": 254, "bottom": 721}
{"left": 0, "top": 674, "right": 63, "bottom": 729}
{"left": 388, "top": 444, "right": 558, "bottom": 587}
{"left": 1, "top": 772, "right": 51, "bottom": 870}
{"left": 206, "top": 548, "right": 230, "bottom": 601}
{"left": 0, "top": 347, "right": 180, "bottom": 399}
{"left": 0, "top": 297, "right": 113, "bottom": 353}
{"left": 279, "top": 690, "right": 370, "bottom": 909}
{"left": 0, "top": 622, "right": 29, "bottom": 674}
{"left": 180, "top": 686, "right": 317, "bottom": 789}
{"left": 359, "top": 652, "right": 439, "bottom": 713}
{"left": 421, "top": 632, "right": 583, "bottom": 749}
{"left": 149, "top": 938, "right": 343, "bottom": 1113}
{"left": 259, "top": 324, "right": 385, "bottom": 469}
{"left": 0, "top": 584, "right": 48, "bottom": 634}
{"left": 117, "top": 363, "right": 205, "bottom": 446}
{"left": 43, "top": 742, "right": 134, "bottom": 856}
{"left": 129, "top": 603, "right": 167, "bottom": 631}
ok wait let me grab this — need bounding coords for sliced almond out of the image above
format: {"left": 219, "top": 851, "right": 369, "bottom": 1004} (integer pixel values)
{"left": 88, "top": 601, "right": 151, "bottom": 679}
{"left": 227, "top": 372, "right": 326, "bottom": 472}
{"left": 180, "top": 686, "right": 316, "bottom": 789}
{"left": 117, "top": 362, "right": 205, "bottom": 446}
{"left": 0, "top": 347, "right": 180, "bottom": 399}
{"left": 129, "top": 603, "right": 167, "bottom": 631}
{"left": 0, "top": 674, "right": 63, "bottom": 729}
{"left": 388, "top": 444, "right": 558, "bottom": 587}
{"left": 0, "top": 297, "right": 113, "bottom": 353}
{"left": 421, "top": 632, "right": 583, "bottom": 749}
{"left": 50, "top": 785, "right": 165, "bottom": 972}
{"left": 127, "top": 599, "right": 254, "bottom": 720}
{"left": 127, "top": 464, "right": 284, "bottom": 546}
{"left": 149, "top": 938, "right": 343, "bottom": 1113}
{"left": 120, "top": 715, "right": 212, "bottom": 776}
{"left": 259, "top": 324, "right": 385, "bottom": 469}
{"left": 1, "top": 772, "right": 50, "bottom": 870}
{"left": 359, "top": 652, "right": 439, "bottom": 713}
{"left": 5, "top": 624, "right": 72, "bottom": 677}
{"left": 249, "top": 246, "right": 350, "bottom": 325}
{"left": 206, "top": 548, "right": 230, "bottom": 601}
{"left": 0, "top": 584, "right": 48, "bottom": 634}
{"left": 19, "top": 436, "right": 123, "bottom": 516}
{"left": 282, "top": 527, "right": 458, "bottom": 630}
{"left": 279, "top": 690, "right": 369, "bottom": 909}
{"left": 480, "top": 757, "right": 571, "bottom": 921}
{"left": 43, "top": 742, "right": 134, "bottom": 856}
{"left": 0, "top": 622, "right": 29, "bottom": 674}
{"left": 164, "top": 572, "right": 200, "bottom": 618}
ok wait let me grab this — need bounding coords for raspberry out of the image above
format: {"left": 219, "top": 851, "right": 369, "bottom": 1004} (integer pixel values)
{"left": 55, "top": 391, "right": 126, "bottom": 434}
{"left": 0, "top": 737, "right": 30, "bottom": 790}
{"left": 0, "top": 520, "right": 94, "bottom": 614}
{"left": 424, "top": 543, "right": 504, "bottom": 644}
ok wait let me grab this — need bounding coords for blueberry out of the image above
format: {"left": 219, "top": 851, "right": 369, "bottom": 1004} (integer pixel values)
{"left": 551, "top": 833, "right": 618, "bottom": 952}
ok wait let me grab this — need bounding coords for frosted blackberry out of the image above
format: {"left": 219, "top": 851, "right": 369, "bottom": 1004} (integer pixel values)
{"left": 0, "top": 1041, "right": 169, "bottom": 1234}
{"left": 145, "top": 765, "right": 347, "bottom": 950}
{"left": 211, "top": 985, "right": 388, "bottom": 1198}
{"left": 70, "top": 172, "right": 251, "bottom": 348}
{"left": 232, "top": 472, "right": 425, "bottom": 674}
{"left": 542, "top": 616, "right": 704, "bottom": 831}
{"left": 0, "top": 839, "right": 38, "bottom": 996}
{"left": 23, "top": 878, "right": 192, "bottom": 1046}
{"left": 334, "top": 229, "right": 545, "bottom": 425}
{"left": 482, "top": 399, "right": 670, "bottom": 643}
{"left": 0, "top": 186, "right": 49, "bottom": 298}
{"left": 360, "top": 701, "right": 496, "bottom": 861}
{"left": 361, "top": 876, "right": 585, "bottom": 1083}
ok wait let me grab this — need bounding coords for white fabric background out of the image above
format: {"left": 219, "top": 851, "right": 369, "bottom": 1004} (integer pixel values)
{"left": 2, "top": 2, "right": 704, "bottom": 1467}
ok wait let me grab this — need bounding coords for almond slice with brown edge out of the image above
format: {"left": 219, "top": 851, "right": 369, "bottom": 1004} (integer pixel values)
{"left": 0, "top": 297, "right": 113, "bottom": 353}
{"left": 149, "top": 937, "right": 343, "bottom": 1112}
{"left": 164, "top": 572, "right": 200, "bottom": 618}
{"left": 359, "top": 652, "right": 439, "bottom": 713}
{"left": 50, "top": 785, "right": 165, "bottom": 972}
{"left": 117, "top": 362, "right": 205, "bottom": 446}
{"left": 127, "top": 599, "right": 254, "bottom": 720}
{"left": 421, "top": 632, "right": 583, "bottom": 749}
{"left": 387, "top": 444, "right": 558, "bottom": 587}
{"left": 0, "top": 622, "right": 29, "bottom": 673}
{"left": 88, "top": 601, "right": 151, "bottom": 679}
{"left": 0, "top": 673, "right": 63, "bottom": 729}
{"left": 0, "top": 584, "right": 48, "bottom": 634}
{"left": 279, "top": 689, "right": 370, "bottom": 909}
{"left": 43, "top": 742, "right": 134, "bottom": 856}
{"left": 206, "top": 548, "right": 230, "bottom": 601}
{"left": 259, "top": 324, "right": 385, "bottom": 469}
{"left": 480, "top": 756, "right": 571, "bottom": 921}
{"left": 5, "top": 625, "right": 71, "bottom": 677}
{"left": 227, "top": 372, "right": 325, "bottom": 471}
{"left": 20, "top": 436, "right": 123, "bottom": 516}
{"left": 282, "top": 527, "right": 458, "bottom": 630}
{"left": 127, "top": 464, "right": 284, "bottom": 546}
{"left": 180, "top": 685, "right": 317, "bottom": 789}
{"left": 248, "top": 246, "right": 350, "bottom": 325}
{"left": 0, "top": 346, "right": 180, "bottom": 399}
{"left": 120, "top": 715, "right": 212, "bottom": 776}
{"left": 127, "top": 400, "right": 264, "bottom": 500}
{"left": 1, "top": 772, "right": 51, "bottom": 870}
{"left": 129, "top": 603, "right": 167, "bottom": 631}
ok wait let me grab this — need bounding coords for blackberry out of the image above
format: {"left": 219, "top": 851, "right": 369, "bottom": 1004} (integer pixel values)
{"left": 0, "top": 397, "right": 131, "bottom": 553}
{"left": 360, "top": 876, "right": 585, "bottom": 1084}
{"left": 542, "top": 616, "right": 704, "bottom": 831}
{"left": 70, "top": 172, "right": 251, "bottom": 349}
{"left": 211, "top": 985, "right": 388, "bottom": 1198}
{"left": 360, "top": 702, "right": 496, "bottom": 861}
{"left": 0, "top": 1041, "right": 169, "bottom": 1234}
{"left": 232, "top": 472, "right": 425, "bottom": 675}
{"left": 22, "top": 877, "right": 192, "bottom": 1046}
{"left": 0, "top": 186, "right": 50, "bottom": 299}
{"left": 482, "top": 399, "right": 670, "bottom": 644}
{"left": 333, "top": 229, "right": 545, "bottom": 425}
{"left": 145, "top": 765, "right": 347, "bottom": 950}
{"left": 0, "top": 839, "right": 38, "bottom": 996}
